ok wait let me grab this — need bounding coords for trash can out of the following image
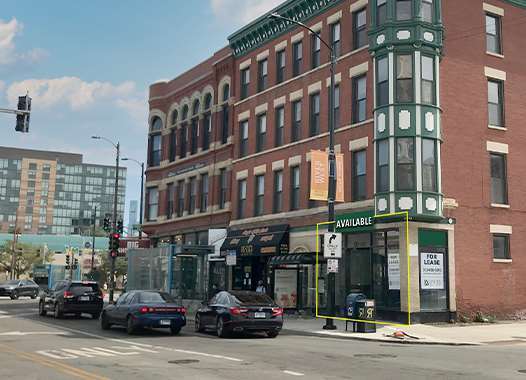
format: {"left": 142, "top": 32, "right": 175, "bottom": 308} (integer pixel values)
{"left": 355, "top": 299, "right": 376, "bottom": 333}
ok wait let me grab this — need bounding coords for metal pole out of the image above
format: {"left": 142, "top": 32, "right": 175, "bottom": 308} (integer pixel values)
{"left": 110, "top": 142, "right": 120, "bottom": 303}
{"left": 139, "top": 162, "right": 144, "bottom": 240}
{"left": 91, "top": 206, "right": 96, "bottom": 271}
{"left": 10, "top": 211, "right": 19, "bottom": 280}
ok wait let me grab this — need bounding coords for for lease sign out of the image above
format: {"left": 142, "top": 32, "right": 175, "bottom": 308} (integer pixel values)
{"left": 420, "top": 252, "right": 444, "bottom": 290}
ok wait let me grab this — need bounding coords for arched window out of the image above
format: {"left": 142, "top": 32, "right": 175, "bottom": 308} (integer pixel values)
{"left": 192, "top": 100, "right": 200, "bottom": 116}
{"left": 171, "top": 110, "right": 178, "bottom": 125}
{"left": 222, "top": 84, "right": 230, "bottom": 103}
{"left": 151, "top": 116, "right": 162, "bottom": 131}
{"left": 182, "top": 105, "right": 189, "bottom": 120}
{"left": 204, "top": 93, "right": 213, "bottom": 110}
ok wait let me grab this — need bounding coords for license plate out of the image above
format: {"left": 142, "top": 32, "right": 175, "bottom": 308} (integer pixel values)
{"left": 254, "top": 312, "right": 266, "bottom": 319}
{"left": 160, "top": 319, "right": 171, "bottom": 326}
{"left": 80, "top": 296, "right": 90, "bottom": 301}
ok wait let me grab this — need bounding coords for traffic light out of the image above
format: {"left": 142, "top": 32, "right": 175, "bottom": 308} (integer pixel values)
{"left": 73, "top": 258, "right": 78, "bottom": 269}
{"left": 110, "top": 232, "right": 120, "bottom": 252}
{"left": 117, "top": 220, "right": 123, "bottom": 234}
{"left": 15, "top": 95, "right": 31, "bottom": 133}
{"left": 103, "top": 217, "right": 111, "bottom": 232}
{"left": 65, "top": 254, "right": 70, "bottom": 268}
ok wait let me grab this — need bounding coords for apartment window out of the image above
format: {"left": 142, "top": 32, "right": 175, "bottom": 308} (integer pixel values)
{"left": 275, "top": 106, "right": 285, "bottom": 147}
{"left": 396, "top": 138, "right": 415, "bottom": 191}
{"left": 241, "top": 68, "right": 250, "bottom": 99}
{"left": 396, "top": 54, "right": 413, "bottom": 103}
{"left": 353, "top": 8, "right": 367, "bottom": 50}
{"left": 254, "top": 175, "right": 265, "bottom": 216}
{"left": 490, "top": 153, "right": 508, "bottom": 204}
{"left": 256, "top": 114, "right": 267, "bottom": 152}
{"left": 221, "top": 105, "right": 229, "bottom": 144}
{"left": 202, "top": 112, "right": 211, "bottom": 151}
{"left": 332, "top": 85, "right": 340, "bottom": 129}
{"left": 147, "top": 187, "right": 158, "bottom": 221}
{"left": 177, "top": 180, "right": 185, "bottom": 217}
{"left": 179, "top": 125, "right": 187, "bottom": 158}
{"left": 273, "top": 170, "right": 283, "bottom": 213}
{"left": 488, "top": 80, "right": 504, "bottom": 127}
{"left": 167, "top": 183, "right": 174, "bottom": 218}
{"left": 189, "top": 177, "right": 197, "bottom": 215}
{"left": 377, "top": 56, "right": 389, "bottom": 106}
{"left": 486, "top": 14, "right": 502, "bottom": 54}
{"left": 493, "top": 234, "right": 510, "bottom": 259}
{"left": 239, "top": 120, "right": 249, "bottom": 157}
{"left": 309, "top": 93, "right": 320, "bottom": 136}
{"left": 422, "top": 139, "right": 437, "bottom": 192}
{"left": 258, "top": 59, "right": 268, "bottom": 92}
{"left": 331, "top": 22, "right": 341, "bottom": 58}
{"left": 352, "top": 74, "right": 367, "bottom": 123}
{"left": 200, "top": 174, "right": 209, "bottom": 212}
{"left": 237, "top": 179, "right": 247, "bottom": 218}
{"left": 190, "top": 119, "right": 198, "bottom": 154}
{"left": 149, "top": 134, "right": 162, "bottom": 166}
{"left": 290, "top": 166, "right": 300, "bottom": 210}
{"left": 377, "top": 140, "right": 389, "bottom": 192}
{"left": 219, "top": 168, "right": 227, "bottom": 209}
{"left": 352, "top": 150, "right": 367, "bottom": 201}
{"left": 421, "top": 0, "right": 434, "bottom": 23}
{"left": 169, "top": 129, "right": 177, "bottom": 162}
{"left": 311, "top": 33, "right": 321, "bottom": 69}
{"left": 397, "top": 0, "right": 412, "bottom": 20}
{"left": 421, "top": 55, "right": 435, "bottom": 105}
{"left": 377, "top": 0, "right": 387, "bottom": 25}
{"left": 292, "top": 100, "right": 302, "bottom": 142}
{"left": 276, "top": 50, "right": 286, "bottom": 84}
{"left": 293, "top": 41, "right": 303, "bottom": 77}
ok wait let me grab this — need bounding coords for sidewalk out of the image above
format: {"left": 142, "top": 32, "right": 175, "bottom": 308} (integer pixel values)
{"left": 282, "top": 316, "right": 526, "bottom": 346}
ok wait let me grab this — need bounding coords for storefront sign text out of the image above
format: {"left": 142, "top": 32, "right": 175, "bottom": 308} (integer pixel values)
{"left": 336, "top": 210, "right": 375, "bottom": 233}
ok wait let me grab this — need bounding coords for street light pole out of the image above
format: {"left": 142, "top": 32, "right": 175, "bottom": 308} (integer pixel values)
{"left": 269, "top": 13, "right": 337, "bottom": 330}
{"left": 122, "top": 158, "right": 144, "bottom": 239}
{"left": 91, "top": 205, "right": 97, "bottom": 271}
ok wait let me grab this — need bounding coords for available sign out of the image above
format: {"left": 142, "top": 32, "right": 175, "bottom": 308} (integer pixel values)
{"left": 336, "top": 210, "right": 375, "bottom": 233}
{"left": 420, "top": 252, "right": 444, "bottom": 290}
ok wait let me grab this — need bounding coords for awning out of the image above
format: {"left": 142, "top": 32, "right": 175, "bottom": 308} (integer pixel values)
{"left": 220, "top": 224, "right": 289, "bottom": 257}
{"left": 268, "top": 253, "right": 324, "bottom": 265}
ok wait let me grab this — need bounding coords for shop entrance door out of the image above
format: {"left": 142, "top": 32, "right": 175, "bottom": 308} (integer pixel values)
{"left": 348, "top": 248, "right": 373, "bottom": 298}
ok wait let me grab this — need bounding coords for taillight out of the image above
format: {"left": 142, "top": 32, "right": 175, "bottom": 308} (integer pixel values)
{"left": 139, "top": 306, "right": 155, "bottom": 314}
{"left": 63, "top": 291, "right": 74, "bottom": 299}
{"left": 178, "top": 307, "right": 186, "bottom": 315}
{"left": 272, "top": 307, "right": 283, "bottom": 317}
{"left": 230, "top": 307, "right": 248, "bottom": 315}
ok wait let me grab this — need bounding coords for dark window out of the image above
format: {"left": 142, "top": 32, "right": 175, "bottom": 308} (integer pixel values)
{"left": 276, "top": 50, "right": 286, "bottom": 83}
{"left": 202, "top": 113, "right": 211, "bottom": 151}
{"left": 221, "top": 106, "right": 229, "bottom": 144}
{"left": 493, "top": 234, "right": 510, "bottom": 259}
{"left": 239, "top": 120, "right": 248, "bottom": 157}
{"left": 421, "top": 55, "right": 435, "bottom": 105}
{"left": 352, "top": 150, "right": 367, "bottom": 201}
{"left": 486, "top": 14, "right": 502, "bottom": 54}
{"left": 290, "top": 166, "right": 300, "bottom": 210}
{"left": 179, "top": 124, "right": 187, "bottom": 158}
{"left": 171, "top": 110, "right": 178, "bottom": 125}
{"left": 237, "top": 179, "right": 247, "bottom": 218}
{"left": 241, "top": 68, "right": 250, "bottom": 99}
{"left": 309, "top": 93, "right": 320, "bottom": 136}
{"left": 177, "top": 180, "right": 185, "bottom": 217}
{"left": 254, "top": 175, "right": 265, "bottom": 216}
{"left": 138, "top": 291, "right": 176, "bottom": 304}
{"left": 293, "top": 41, "right": 303, "bottom": 77}
{"left": 147, "top": 187, "right": 158, "bottom": 221}
{"left": 396, "top": 138, "right": 415, "bottom": 191}
{"left": 332, "top": 85, "right": 340, "bottom": 129}
{"left": 331, "top": 22, "right": 341, "bottom": 58}
{"left": 422, "top": 139, "right": 437, "bottom": 192}
{"left": 353, "top": 8, "right": 367, "bottom": 50}
{"left": 275, "top": 106, "right": 285, "bottom": 147}
{"left": 292, "top": 100, "right": 302, "bottom": 142}
{"left": 169, "top": 129, "right": 177, "bottom": 162}
{"left": 258, "top": 59, "right": 268, "bottom": 92}
{"left": 256, "top": 113, "right": 267, "bottom": 152}
{"left": 230, "top": 291, "right": 274, "bottom": 305}
{"left": 200, "top": 174, "right": 209, "bottom": 212}
{"left": 377, "top": 0, "right": 387, "bottom": 25}
{"left": 377, "top": 139, "right": 389, "bottom": 192}
{"left": 377, "top": 56, "right": 389, "bottom": 106}
{"left": 352, "top": 74, "right": 367, "bottom": 123}
{"left": 222, "top": 84, "right": 230, "bottom": 102}
{"left": 421, "top": 0, "right": 434, "bottom": 22}
{"left": 189, "top": 177, "right": 197, "bottom": 215}
{"left": 273, "top": 170, "right": 283, "bottom": 213}
{"left": 311, "top": 33, "right": 321, "bottom": 69}
{"left": 167, "top": 183, "right": 174, "bottom": 218}
{"left": 151, "top": 117, "right": 162, "bottom": 131}
{"left": 396, "top": 54, "right": 413, "bottom": 103}
{"left": 149, "top": 134, "right": 161, "bottom": 166}
{"left": 397, "top": 0, "right": 412, "bottom": 20}
{"left": 490, "top": 153, "right": 508, "bottom": 204}
{"left": 182, "top": 105, "right": 189, "bottom": 121}
{"left": 219, "top": 168, "right": 227, "bottom": 209}
{"left": 190, "top": 119, "right": 198, "bottom": 154}
{"left": 488, "top": 80, "right": 504, "bottom": 127}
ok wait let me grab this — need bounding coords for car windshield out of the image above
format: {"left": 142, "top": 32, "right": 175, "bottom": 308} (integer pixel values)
{"left": 4, "top": 280, "right": 20, "bottom": 286}
{"left": 138, "top": 292, "right": 176, "bottom": 304}
{"left": 70, "top": 283, "right": 99, "bottom": 296}
{"left": 230, "top": 292, "right": 274, "bottom": 306}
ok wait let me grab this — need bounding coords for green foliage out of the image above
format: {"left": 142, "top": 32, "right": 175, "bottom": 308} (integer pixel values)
{"left": 0, "top": 241, "right": 51, "bottom": 278}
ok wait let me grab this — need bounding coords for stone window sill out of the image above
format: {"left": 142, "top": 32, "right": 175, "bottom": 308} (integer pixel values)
{"left": 493, "top": 259, "right": 512, "bottom": 263}
{"left": 488, "top": 125, "right": 507, "bottom": 131}
{"left": 486, "top": 51, "right": 504, "bottom": 59}
{"left": 491, "top": 203, "right": 510, "bottom": 209}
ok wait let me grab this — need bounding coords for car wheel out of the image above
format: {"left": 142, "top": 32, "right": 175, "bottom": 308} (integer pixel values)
{"left": 126, "top": 316, "right": 135, "bottom": 335}
{"left": 216, "top": 317, "right": 229, "bottom": 338}
{"left": 10, "top": 291, "right": 18, "bottom": 300}
{"left": 31, "top": 291, "right": 38, "bottom": 299}
{"left": 195, "top": 315, "right": 204, "bottom": 332}
{"left": 100, "top": 312, "right": 111, "bottom": 330}
{"left": 170, "top": 326, "right": 181, "bottom": 335}
{"left": 267, "top": 330, "right": 279, "bottom": 338}
{"left": 91, "top": 312, "right": 101, "bottom": 320}
{"left": 38, "top": 301, "right": 47, "bottom": 316}
{"left": 54, "top": 303, "right": 63, "bottom": 319}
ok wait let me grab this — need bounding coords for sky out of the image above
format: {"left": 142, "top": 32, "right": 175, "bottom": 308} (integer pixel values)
{"left": 0, "top": 0, "right": 285, "bottom": 225}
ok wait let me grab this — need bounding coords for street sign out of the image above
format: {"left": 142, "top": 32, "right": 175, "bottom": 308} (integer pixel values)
{"left": 323, "top": 232, "right": 342, "bottom": 258}
{"left": 327, "top": 259, "right": 339, "bottom": 273}
{"left": 84, "top": 242, "right": 91, "bottom": 249}
{"left": 226, "top": 250, "right": 237, "bottom": 266}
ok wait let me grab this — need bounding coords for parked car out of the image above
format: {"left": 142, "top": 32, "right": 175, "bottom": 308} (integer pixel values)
{"left": 195, "top": 290, "right": 283, "bottom": 338}
{"left": 100, "top": 290, "right": 186, "bottom": 335}
{"left": 0, "top": 279, "right": 40, "bottom": 299}
{"left": 39, "top": 280, "right": 103, "bottom": 319}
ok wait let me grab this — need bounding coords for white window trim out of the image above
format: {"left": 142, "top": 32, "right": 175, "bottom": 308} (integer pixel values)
{"left": 274, "top": 40, "right": 288, "bottom": 52}
{"left": 350, "top": 0, "right": 368, "bottom": 13}
{"left": 309, "top": 21, "right": 323, "bottom": 34}
{"left": 255, "top": 103, "right": 268, "bottom": 115}
{"left": 493, "top": 258, "right": 512, "bottom": 263}
{"left": 484, "top": 66, "right": 506, "bottom": 81}
{"left": 326, "top": 72, "right": 342, "bottom": 87}
{"left": 349, "top": 62, "right": 369, "bottom": 78}
{"left": 239, "top": 59, "right": 251, "bottom": 71}
{"left": 288, "top": 155, "right": 302, "bottom": 167}
{"left": 236, "top": 170, "right": 248, "bottom": 180}
{"left": 327, "top": 10, "right": 342, "bottom": 25}
{"left": 253, "top": 164, "right": 267, "bottom": 175}
{"left": 308, "top": 81, "right": 322, "bottom": 95}
{"left": 486, "top": 141, "right": 508, "bottom": 154}
{"left": 490, "top": 224, "right": 512, "bottom": 234}
{"left": 291, "top": 31, "right": 304, "bottom": 43}
{"left": 349, "top": 137, "right": 369, "bottom": 151}
{"left": 237, "top": 110, "right": 251, "bottom": 122}
{"left": 483, "top": 2, "right": 504, "bottom": 16}
{"left": 256, "top": 49, "right": 270, "bottom": 62}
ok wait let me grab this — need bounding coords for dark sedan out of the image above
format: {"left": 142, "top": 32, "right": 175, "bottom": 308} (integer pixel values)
{"left": 195, "top": 291, "right": 283, "bottom": 338}
{"left": 100, "top": 290, "right": 186, "bottom": 335}
{"left": 0, "top": 279, "right": 40, "bottom": 299}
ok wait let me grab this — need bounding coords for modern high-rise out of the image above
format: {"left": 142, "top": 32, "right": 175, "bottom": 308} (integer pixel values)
{"left": 0, "top": 146, "right": 126, "bottom": 235}
{"left": 128, "top": 200, "right": 138, "bottom": 235}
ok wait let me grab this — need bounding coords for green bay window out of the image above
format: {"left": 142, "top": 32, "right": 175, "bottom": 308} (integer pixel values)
{"left": 396, "top": 0, "right": 412, "bottom": 21}
{"left": 421, "top": 0, "right": 434, "bottom": 23}
{"left": 396, "top": 138, "right": 415, "bottom": 191}
{"left": 376, "top": 56, "right": 389, "bottom": 106}
{"left": 421, "top": 55, "right": 435, "bottom": 105}
{"left": 396, "top": 54, "right": 413, "bottom": 103}
{"left": 422, "top": 139, "right": 437, "bottom": 192}
{"left": 377, "top": 0, "right": 387, "bottom": 25}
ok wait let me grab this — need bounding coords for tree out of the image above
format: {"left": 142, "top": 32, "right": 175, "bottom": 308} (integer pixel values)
{"left": 0, "top": 241, "right": 51, "bottom": 279}
{"left": 89, "top": 254, "right": 127, "bottom": 289}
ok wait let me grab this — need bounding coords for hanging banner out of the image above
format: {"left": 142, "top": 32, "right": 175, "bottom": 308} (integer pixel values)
{"left": 336, "top": 153, "right": 344, "bottom": 202}
{"left": 310, "top": 150, "right": 328, "bottom": 201}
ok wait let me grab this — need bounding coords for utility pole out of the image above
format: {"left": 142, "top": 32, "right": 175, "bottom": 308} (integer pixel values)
{"left": 91, "top": 206, "right": 96, "bottom": 271}
{"left": 10, "top": 211, "right": 20, "bottom": 280}
{"left": 111, "top": 142, "right": 120, "bottom": 303}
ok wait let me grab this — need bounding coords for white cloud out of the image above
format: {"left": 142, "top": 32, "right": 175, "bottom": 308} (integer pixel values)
{"left": 210, "top": 0, "right": 286, "bottom": 26}
{"left": 0, "top": 18, "right": 48, "bottom": 65}
{"left": 116, "top": 96, "right": 148, "bottom": 126}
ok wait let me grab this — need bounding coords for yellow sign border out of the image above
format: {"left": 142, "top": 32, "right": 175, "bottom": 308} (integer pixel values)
{"left": 315, "top": 211, "right": 411, "bottom": 327}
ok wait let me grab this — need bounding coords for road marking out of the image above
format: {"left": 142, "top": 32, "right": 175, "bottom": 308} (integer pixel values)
{"left": 158, "top": 346, "right": 243, "bottom": 362}
{"left": 0, "top": 312, "right": 37, "bottom": 319}
{"left": 0, "top": 331, "right": 70, "bottom": 336}
{"left": 0, "top": 310, "right": 7, "bottom": 314}
{"left": 283, "top": 370, "right": 304, "bottom": 376}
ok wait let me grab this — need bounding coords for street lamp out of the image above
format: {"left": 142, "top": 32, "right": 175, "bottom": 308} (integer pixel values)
{"left": 121, "top": 157, "right": 145, "bottom": 240}
{"left": 91, "top": 135, "right": 120, "bottom": 303}
{"left": 268, "top": 13, "right": 337, "bottom": 330}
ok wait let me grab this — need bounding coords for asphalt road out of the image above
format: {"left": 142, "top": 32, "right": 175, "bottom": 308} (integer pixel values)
{"left": 1, "top": 298, "right": 526, "bottom": 380}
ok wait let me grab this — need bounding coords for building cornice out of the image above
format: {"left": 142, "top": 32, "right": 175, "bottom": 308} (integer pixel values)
{"left": 502, "top": 0, "right": 526, "bottom": 9}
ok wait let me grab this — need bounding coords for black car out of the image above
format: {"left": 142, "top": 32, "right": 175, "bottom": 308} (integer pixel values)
{"left": 39, "top": 280, "right": 103, "bottom": 319}
{"left": 0, "top": 279, "right": 40, "bottom": 299}
{"left": 195, "top": 290, "right": 283, "bottom": 338}
{"left": 100, "top": 290, "right": 186, "bottom": 335}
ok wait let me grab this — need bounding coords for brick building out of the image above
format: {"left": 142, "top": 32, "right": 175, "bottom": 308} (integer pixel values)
{"left": 145, "top": 0, "right": 526, "bottom": 321}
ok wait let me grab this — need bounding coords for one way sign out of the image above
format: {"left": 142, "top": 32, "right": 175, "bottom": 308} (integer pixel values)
{"left": 323, "top": 232, "right": 342, "bottom": 258}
